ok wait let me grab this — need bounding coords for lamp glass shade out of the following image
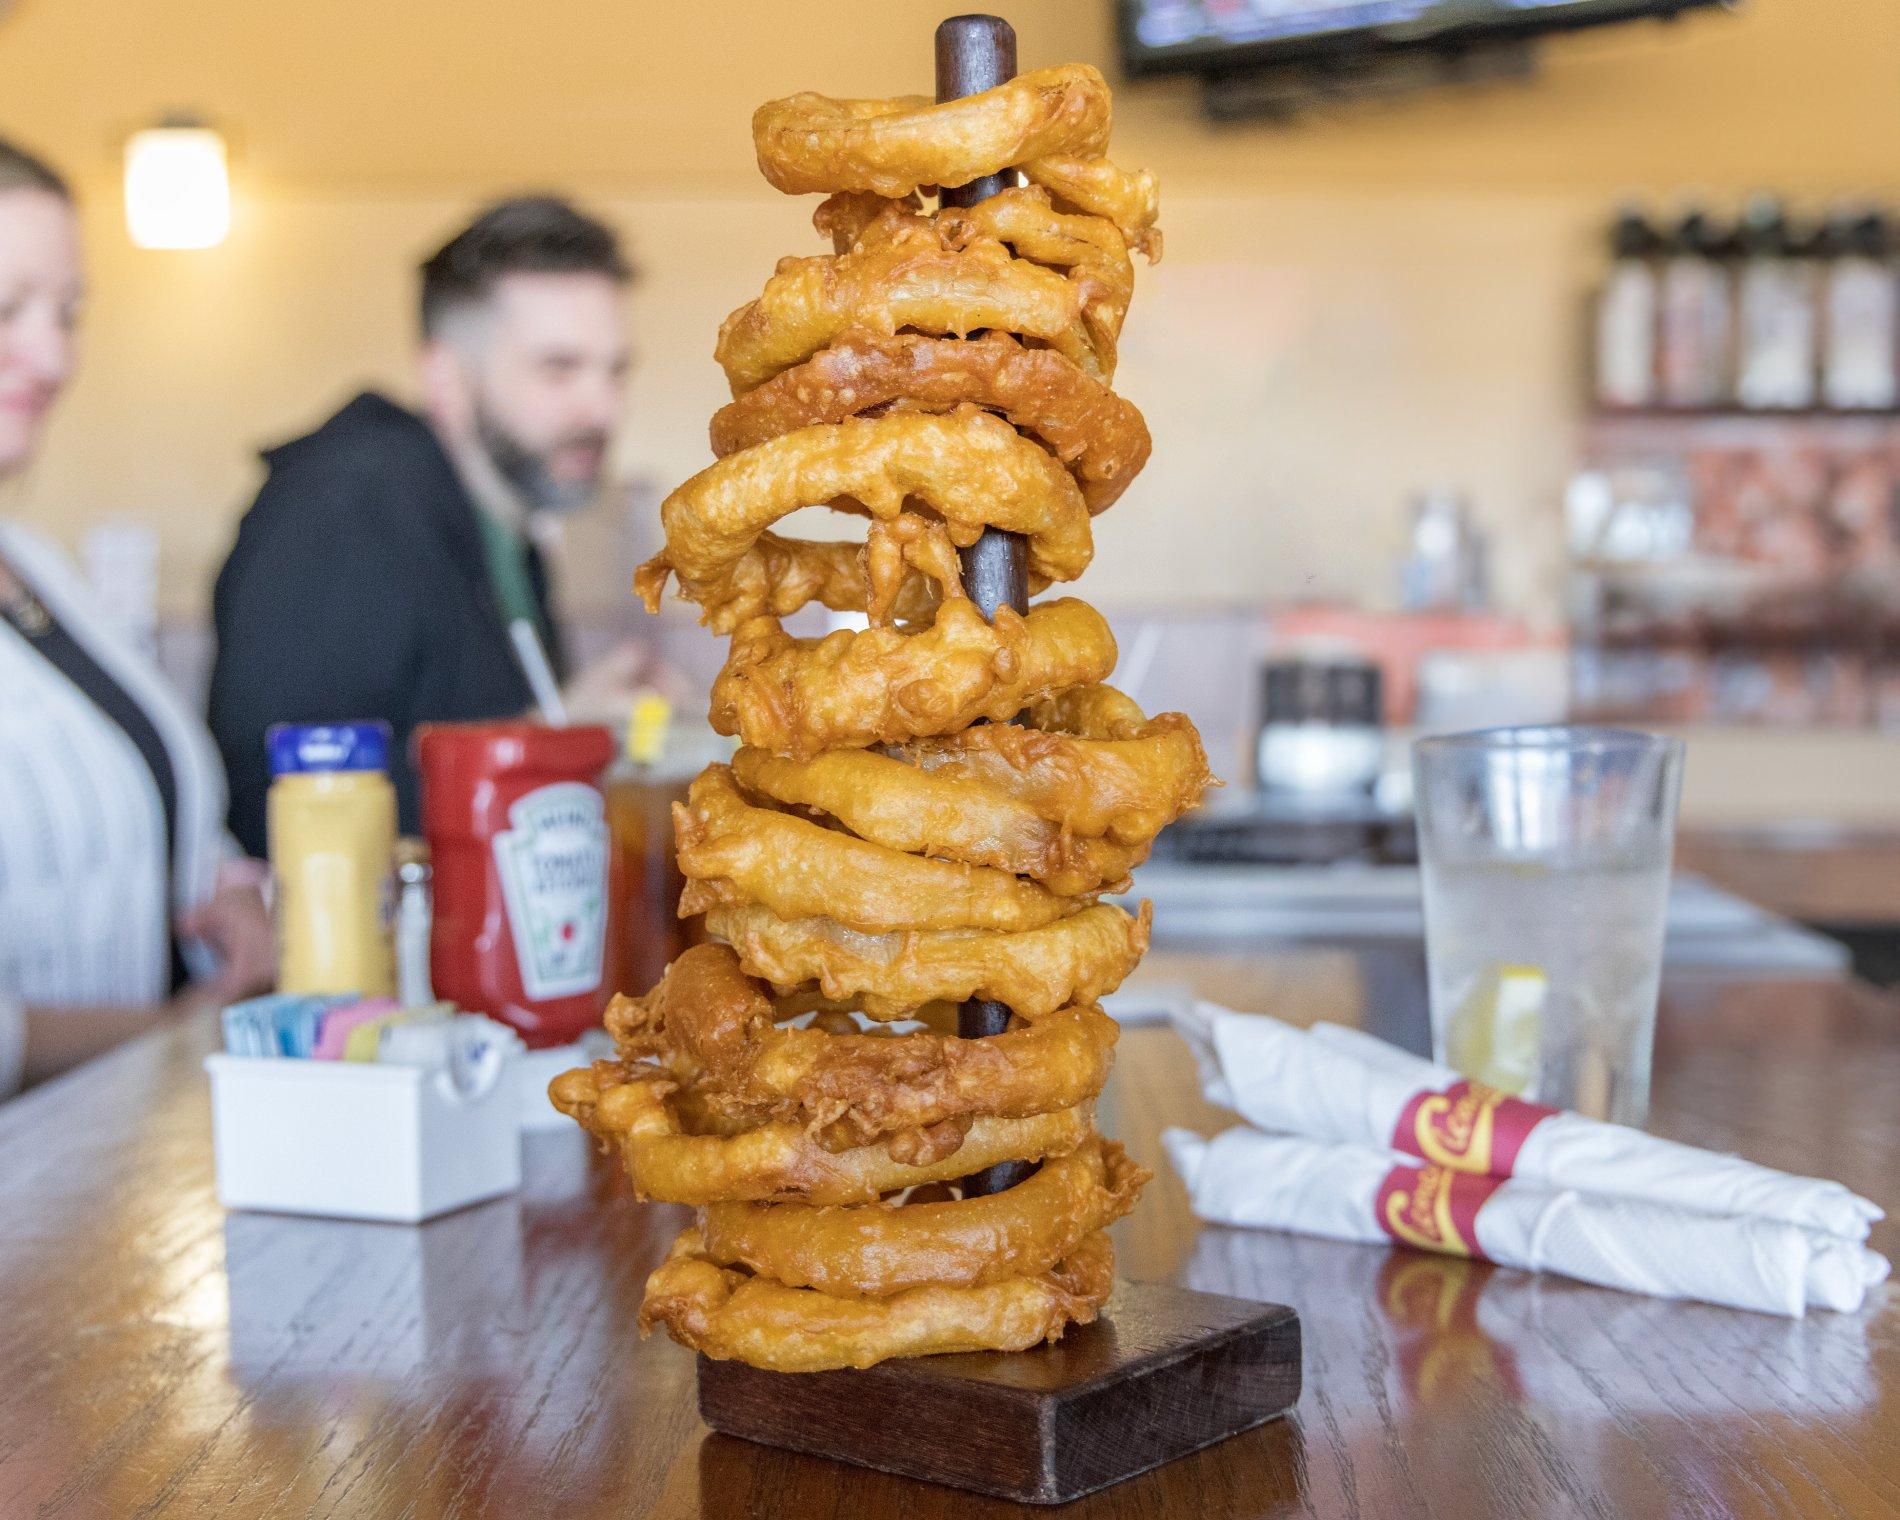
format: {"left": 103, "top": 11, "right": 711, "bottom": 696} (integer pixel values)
{"left": 124, "top": 127, "right": 230, "bottom": 250}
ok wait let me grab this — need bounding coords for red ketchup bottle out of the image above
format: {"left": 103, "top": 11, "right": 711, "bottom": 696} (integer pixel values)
{"left": 417, "top": 721, "right": 616, "bottom": 1048}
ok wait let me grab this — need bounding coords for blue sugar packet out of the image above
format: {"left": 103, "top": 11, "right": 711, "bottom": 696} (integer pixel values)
{"left": 220, "top": 993, "right": 352, "bottom": 1058}
{"left": 219, "top": 997, "right": 269, "bottom": 1057}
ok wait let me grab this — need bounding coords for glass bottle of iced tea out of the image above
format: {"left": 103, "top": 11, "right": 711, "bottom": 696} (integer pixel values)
{"left": 602, "top": 694, "right": 699, "bottom": 1003}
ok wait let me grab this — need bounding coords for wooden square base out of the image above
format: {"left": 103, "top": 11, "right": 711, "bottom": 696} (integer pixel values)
{"left": 696, "top": 1280, "right": 1301, "bottom": 1506}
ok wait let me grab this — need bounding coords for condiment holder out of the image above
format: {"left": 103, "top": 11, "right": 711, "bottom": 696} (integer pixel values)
{"left": 205, "top": 1050, "right": 521, "bottom": 1223}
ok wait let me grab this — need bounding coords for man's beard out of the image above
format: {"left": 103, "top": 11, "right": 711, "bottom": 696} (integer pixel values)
{"left": 474, "top": 404, "right": 608, "bottom": 516}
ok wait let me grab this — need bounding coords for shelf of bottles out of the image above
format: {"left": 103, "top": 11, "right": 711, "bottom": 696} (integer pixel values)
{"left": 1570, "top": 196, "right": 1900, "bottom": 730}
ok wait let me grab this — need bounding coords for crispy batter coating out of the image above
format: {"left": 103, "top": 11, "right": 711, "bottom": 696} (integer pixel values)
{"left": 642, "top": 530, "right": 865, "bottom": 635}
{"left": 675, "top": 766, "right": 1075, "bottom": 935}
{"left": 1023, "top": 154, "right": 1162, "bottom": 258}
{"left": 707, "top": 901, "right": 1151, "bottom": 1020}
{"left": 637, "top": 408, "right": 1091, "bottom": 625}
{"left": 549, "top": 1063, "right": 1094, "bottom": 1206}
{"left": 709, "top": 330, "right": 1150, "bottom": 515}
{"left": 813, "top": 190, "right": 919, "bottom": 253}
{"left": 751, "top": 64, "right": 1112, "bottom": 199}
{"left": 640, "top": 1228, "right": 1115, "bottom": 1372}
{"left": 639, "top": 516, "right": 978, "bottom": 638}
{"left": 709, "top": 597, "right": 1117, "bottom": 757}
{"left": 940, "top": 185, "right": 1136, "bottom": 374}
{"left": 826, "top": 184, "right": 1139, "bottom": 375}
{"left": 898, "top": 687, "right": 1216, "bottom": 847}
{"left": 611, "top": 944, "right": 1118, "bottom": 1150}
{"left": 715, "top": 238, "right": 1094, "bottom": 395}
{"left": 698, "top": 1139, "right": 1149, "bottom": 1298}
{"left": 750, "top": 63, "right": 1158, "bottom": 251}
{"left": 731, "top": 742, "right": 1141, "bottom": 895}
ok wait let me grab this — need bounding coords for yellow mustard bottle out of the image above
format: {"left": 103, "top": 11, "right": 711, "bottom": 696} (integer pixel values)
{"left": 267, "top": 721, "right": 397, "bottom": 995}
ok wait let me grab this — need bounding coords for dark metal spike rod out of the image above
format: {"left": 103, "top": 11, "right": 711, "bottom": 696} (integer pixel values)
{"left": 936, "top": 13, "right": 1026, "bottom": 625}
{"left": 937, "top": 13, "right": 1034, "bottom": 1199}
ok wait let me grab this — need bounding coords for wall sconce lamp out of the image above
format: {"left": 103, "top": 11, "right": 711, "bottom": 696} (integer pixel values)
{"left": 124, "top": 118, "right": 230, "bottom": 250}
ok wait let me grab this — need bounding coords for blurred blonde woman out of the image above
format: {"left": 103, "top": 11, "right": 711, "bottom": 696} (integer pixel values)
{"left": 0, "top": 135, "right": 273, "bottom": 1093}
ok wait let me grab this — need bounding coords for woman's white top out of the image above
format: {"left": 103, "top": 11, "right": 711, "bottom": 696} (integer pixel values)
{"left": 0, "top": 521, "right": 231, "bottom": 1093}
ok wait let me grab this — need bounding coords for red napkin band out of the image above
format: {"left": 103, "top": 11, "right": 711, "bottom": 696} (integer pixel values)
{"left": 1390, "top": 1079, "right": 1558, "bottom": 1177}
{"left": 1375, "top": 1161, "right": 1506, "bottom": 1260}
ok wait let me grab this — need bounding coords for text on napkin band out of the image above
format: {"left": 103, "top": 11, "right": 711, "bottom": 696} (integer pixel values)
{"left": 1391, "top": 1079, "right": 1557, "bottom": 1176}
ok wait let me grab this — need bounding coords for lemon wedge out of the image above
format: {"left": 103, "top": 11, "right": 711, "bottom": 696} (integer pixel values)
{"left": 1445, "top": 964, "right": 1547, "bottom": 1096}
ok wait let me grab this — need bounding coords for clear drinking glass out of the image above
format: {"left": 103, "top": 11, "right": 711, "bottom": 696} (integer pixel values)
{"left": 1413, "top": 726, "right": 1685, "bottom": 1126}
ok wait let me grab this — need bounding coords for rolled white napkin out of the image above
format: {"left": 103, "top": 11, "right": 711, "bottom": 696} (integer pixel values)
{"left": 1171, "top": 1000, "right": 1881, "bottom": 1242}
{"left": 1164, "top": 1126, "right": 1889, "bottom": 1318}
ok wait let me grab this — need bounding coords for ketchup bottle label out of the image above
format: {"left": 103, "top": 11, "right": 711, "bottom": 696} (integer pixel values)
{"left": 492, "top": 782, "right": 609, "bottom": 1000}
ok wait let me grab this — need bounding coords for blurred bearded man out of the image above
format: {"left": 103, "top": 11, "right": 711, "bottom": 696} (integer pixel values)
{"left": 210, "top": 197, "right": 644, "bottom": 854}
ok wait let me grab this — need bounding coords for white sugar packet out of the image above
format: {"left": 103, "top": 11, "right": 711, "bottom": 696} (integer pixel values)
{"left": 1164, "top": 1126, "right": 1889, "bottom": 1318}
{"left": 1171, "top": 1000, "right": 1881, "bottom": 1242}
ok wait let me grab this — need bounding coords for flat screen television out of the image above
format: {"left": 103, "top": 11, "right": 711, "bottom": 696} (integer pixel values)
{"left": 1119, "top": 0, "right": 1728, "bottom": 76}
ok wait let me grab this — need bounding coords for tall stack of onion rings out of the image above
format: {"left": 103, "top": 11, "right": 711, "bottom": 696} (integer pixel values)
{"left": 553, "top": 60, "right": 1209, "bottom": 1373}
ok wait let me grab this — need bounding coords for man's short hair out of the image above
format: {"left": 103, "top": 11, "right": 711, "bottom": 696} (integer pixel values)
{"left": 0, "top": 135, "right": 71, "bottom": 200}
{"left": 419, "top": 195, "right": 631, "bottom": 339}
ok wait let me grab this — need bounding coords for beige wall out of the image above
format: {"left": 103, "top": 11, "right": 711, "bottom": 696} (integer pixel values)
{"left": 6, "top": 0, "right": 1894, "bottom": 195}
{"left": 1, "top": 0, "right": 1895, "bottom": 621}
{"left": 6, "top": 184, "right": 1596, "bottom": 620}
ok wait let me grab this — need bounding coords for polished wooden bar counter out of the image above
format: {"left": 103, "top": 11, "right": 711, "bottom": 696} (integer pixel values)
{"left": 1, "top": 946, "right": 1895, "bottom": 1518}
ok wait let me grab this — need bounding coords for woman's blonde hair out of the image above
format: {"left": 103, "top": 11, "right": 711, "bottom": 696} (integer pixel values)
{"left": 0, "top": 136, "right": 69, "bottom": 199}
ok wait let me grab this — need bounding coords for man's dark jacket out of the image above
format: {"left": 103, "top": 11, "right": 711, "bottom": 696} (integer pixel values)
{"left": 209, "top": 392, "right": 566, "bottom": 857}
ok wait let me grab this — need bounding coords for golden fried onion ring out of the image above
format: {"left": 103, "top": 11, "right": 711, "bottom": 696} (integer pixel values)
{"left": 812, "top": 189, "right": 920, "bottom": 253}
{"left": 549, "top": 1063, "right": 1094, "bottom": 1206}
{"left": 640, "top": 1226, "right": 1115, "bottom": 1371}
{"left": 611, "top": 944, "right": 1118, "bottom": 1149}
{"left": 751, "top": 64, "right": 1158, "bottom": 251}
{"left": 715, "top": 237, "right": 1095, "bottom": 395}
{"left": 752, "top": 64, "right": 1111, "bottom": 198}
{"left": 644, "top": 530, "right": 862, "bottom": 635}
{"left": 1023, "top": 155, "right": 1162, "bottom": 260}
{"left": 941, "top": 186, "right": 1136, "bottom": 375}
{"left": 709, "top": 330, "right": 1150, "bottom": 515}
{"left": 731, "top": 743, "right": 1139, "bottom": 896}
{"left": 698, "top": 1138, "right": 1147, "bottom": 1297}
{"left": 825, "top": 185, "right": 1137, "bottom": 373}
{"left": 642, "top": 515, "right": 976, "bottom": 639}
{"left": 707, "top": 901, "right": 1152, "bottom": 1021}
{"left": 675, "top": 765, "right": 1075, "bottom": 935}
{"left": 708, "top": 596, "right": 1117, "bottom": 757}
{"left": 638, "top": 408, "right": 1090, "bottom": 624}
{"left": 898, "top": 684, "right": 1215, "bottom": 847}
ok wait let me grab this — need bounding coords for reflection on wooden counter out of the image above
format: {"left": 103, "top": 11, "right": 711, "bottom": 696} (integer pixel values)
{"left": 0, "top": 941, "right": 1895, "bottom": 1517}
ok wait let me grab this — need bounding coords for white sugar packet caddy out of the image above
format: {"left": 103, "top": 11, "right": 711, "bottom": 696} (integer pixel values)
{"left": 1164, "top": 1127, "right": 1888, "bottom": 1318}
{"left": 1171, "top": 999, "right": 1880, "bottom": 1241}
{"left": 206, "top": 1036, "right": 522, "bottom": 1223}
